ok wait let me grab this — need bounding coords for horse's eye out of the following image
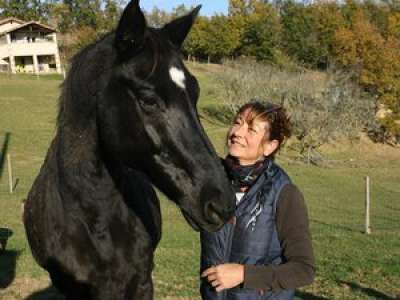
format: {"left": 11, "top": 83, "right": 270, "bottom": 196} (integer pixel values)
{"left": 138, "top": 96, "right": 163, "bottom": 114}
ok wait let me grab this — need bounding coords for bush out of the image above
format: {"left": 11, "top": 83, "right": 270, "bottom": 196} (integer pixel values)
{"left": 216, "top": 59, "right": 322, "bottom": 112}
{"left": 368, "top": 116, "right": 400, "bottom": 145}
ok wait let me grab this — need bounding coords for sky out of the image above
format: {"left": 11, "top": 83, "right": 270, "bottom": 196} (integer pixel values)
{"left": 140, "top": 0, "right": 229, "bottom": 16}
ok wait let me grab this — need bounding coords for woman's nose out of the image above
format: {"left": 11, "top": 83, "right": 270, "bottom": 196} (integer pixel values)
{"left": 234, "top": 124, "right": 247, "bottom": 137}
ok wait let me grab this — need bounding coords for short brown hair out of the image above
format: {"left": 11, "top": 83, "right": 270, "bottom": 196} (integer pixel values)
{"left": 234, "top": 100, "right": 292, "bottom": 156}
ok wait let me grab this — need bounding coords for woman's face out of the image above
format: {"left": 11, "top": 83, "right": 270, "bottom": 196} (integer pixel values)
{"left": 227, "top": 109, "right": 270, "bottom": 166}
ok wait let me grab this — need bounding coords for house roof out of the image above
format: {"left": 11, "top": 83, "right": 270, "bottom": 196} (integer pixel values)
{"left": 0, "top": 20, "right": 56, "bottom": 36}
{"left": 0, "top": 17, "right": 25, "bottom": 27}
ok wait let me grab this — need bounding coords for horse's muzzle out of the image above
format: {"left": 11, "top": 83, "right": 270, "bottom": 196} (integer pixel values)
{"left": 199, "top": 183, "right": 236, "bottom": 232}
{"left": 203, "top": 201, "right": 231, "bottom": 229}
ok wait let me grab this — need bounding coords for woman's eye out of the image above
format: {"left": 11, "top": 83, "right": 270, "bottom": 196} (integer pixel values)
{"left": 249, "top": 128, "right": 257, "bottom": 133}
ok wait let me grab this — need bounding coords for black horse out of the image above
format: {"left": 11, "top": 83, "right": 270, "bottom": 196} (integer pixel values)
{"left": 23, "top": 1, "right": 235, "bottom": 299}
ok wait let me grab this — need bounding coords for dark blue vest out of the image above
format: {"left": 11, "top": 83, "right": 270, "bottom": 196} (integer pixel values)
{"left": 200, "top": 162, "right": 294, "bottom": 300}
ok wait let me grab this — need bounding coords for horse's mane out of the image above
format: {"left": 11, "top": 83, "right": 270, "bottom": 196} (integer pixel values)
{"left": 57, "top": 33, "right": 114, "bottom": 128}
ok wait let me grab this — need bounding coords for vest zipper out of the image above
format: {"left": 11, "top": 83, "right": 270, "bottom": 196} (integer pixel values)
{"left": 223, "top": 219, "right": 235, "bottom": 300}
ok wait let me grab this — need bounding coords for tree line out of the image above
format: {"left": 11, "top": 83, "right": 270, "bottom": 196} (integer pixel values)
{"left": 185, "top": 0, "right": 400, "bottom": 142}
{"left": 0, "top": 0, "right": 399, "bottom": 141}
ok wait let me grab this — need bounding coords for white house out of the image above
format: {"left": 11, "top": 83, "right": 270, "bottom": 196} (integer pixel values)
{"left": 0, "top": 17, "right": 62, "bottom": 74}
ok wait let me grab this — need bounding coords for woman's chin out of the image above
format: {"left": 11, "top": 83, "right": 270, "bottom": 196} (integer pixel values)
{"left": 228, "top": 152, "right": 241, "bottom": 159}
{"left": 228, "top": 146, "right": 244, "bottom": 157}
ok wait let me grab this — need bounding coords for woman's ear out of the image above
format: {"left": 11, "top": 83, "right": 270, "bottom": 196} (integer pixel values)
{"left": 263, "top": 139, "right": 279, "bottom": 157}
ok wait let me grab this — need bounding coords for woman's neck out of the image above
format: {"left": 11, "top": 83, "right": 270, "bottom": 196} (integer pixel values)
{"left": 237, "top": 156, "right": 265, "bottom": 166}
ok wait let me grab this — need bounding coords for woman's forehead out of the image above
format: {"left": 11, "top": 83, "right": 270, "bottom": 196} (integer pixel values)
{"left": 235, "top": 115, "right": 267, "bottom": 134}
{"left": 238, "top": 108, "right": 267, "bottom": 125}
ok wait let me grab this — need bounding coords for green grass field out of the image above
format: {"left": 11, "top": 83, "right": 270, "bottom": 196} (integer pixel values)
{"left": 0, "top": 66, "right": 399, "bottom": 300}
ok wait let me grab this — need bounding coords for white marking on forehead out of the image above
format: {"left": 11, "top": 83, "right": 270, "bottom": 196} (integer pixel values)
{"left": 169, "top": 67, "right": 186, "bottom": 90}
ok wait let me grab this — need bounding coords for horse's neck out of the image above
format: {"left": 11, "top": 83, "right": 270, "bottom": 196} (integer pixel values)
{"left": 52, "top": 121, "right": 162, "bottom": 246}
{"left": 54, "top": 122, "right": 117, "bottom": 203}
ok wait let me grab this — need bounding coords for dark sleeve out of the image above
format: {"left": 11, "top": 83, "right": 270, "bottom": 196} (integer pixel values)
{"left": 242, "top": 184, "right": 315, "bottom": 291}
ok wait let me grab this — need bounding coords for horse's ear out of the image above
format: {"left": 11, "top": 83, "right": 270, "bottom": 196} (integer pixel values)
{"left": 162, "top": 5, "right": 201, "bottom": 48}
{"left": 114, "top": 0, "right": 146, "bottom": 58}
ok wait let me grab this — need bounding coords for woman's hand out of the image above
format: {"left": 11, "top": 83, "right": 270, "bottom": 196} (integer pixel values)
{"left": 201, "top": 263, "right": 244, "bottom": 292}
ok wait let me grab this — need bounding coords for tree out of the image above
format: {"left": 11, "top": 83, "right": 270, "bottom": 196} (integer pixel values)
{"left": 334, "top": 9, "right": 400, "bottom": 142}
{"left": 48, "top": 2, "right": 73, "bottom": 32}
{"left": 335, "top": 10, "right": 385, "bottom": 90}
{"left": 61, "top": 0, "right": 102, "bottom": 29}
{"left": 207, "top": 15, "right": 241, "bottom": 61}
{"left": 184, "top": 15, "right": 210, "bottom": 59}
{"left": 101, "top": 0, "right": 122, "bottom": 31}
{"left": 184, "top": 14, "right": 242, "bottom": 62}
{"left": 363, "top": 0, "right": 390, "bottom": 35}
{"left": 388, "top": 11, "right": 400, "bottom": 39}
{"left": 239, "top": 2, "right": 282, "bottom": 62}
{"left": 0, "top": 0, "right": 50, "bottom": 21}
{"left": 308, "top": 1, "right": 345, "bottom": 68}
{"left": 145, "top": 6, "right": 171, "bottom": 28}
{"left": 280, "top": 0, "right": 325, "bottom": 67}
{"left": 171, "top": 4, "right": 191, "bottom": 18}
{"left": 228, "top": 0, "right": 247, "bottom": 16}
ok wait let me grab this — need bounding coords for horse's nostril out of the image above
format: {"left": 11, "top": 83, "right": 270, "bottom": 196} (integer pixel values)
{"left": 200, "top": 182, "right": 235, "bottom": 228}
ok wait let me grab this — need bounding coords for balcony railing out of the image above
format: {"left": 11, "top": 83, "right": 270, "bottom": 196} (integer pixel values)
{"left": 10, "top": 38, "right": 55, "bottom": 44}
{"left": 0, "top": 42, "right": 59, "bottom": 57}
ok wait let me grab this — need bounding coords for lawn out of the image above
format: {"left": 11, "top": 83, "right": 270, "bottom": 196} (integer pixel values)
{"left": 0, "top": 66, "right": 399, "bottom": 300}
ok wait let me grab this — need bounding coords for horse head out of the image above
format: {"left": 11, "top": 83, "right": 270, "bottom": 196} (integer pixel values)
{"left": 97, "top": 0, "right": 235, "bottom": 232}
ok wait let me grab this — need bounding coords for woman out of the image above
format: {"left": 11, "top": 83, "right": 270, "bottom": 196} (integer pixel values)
{"left": 200, "top": 100, "right": 315, "bottom": 300}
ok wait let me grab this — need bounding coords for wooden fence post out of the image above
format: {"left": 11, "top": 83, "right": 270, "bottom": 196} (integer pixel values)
{"left": 7, "top": 154, "right": 13, "bottom": 194}
{"left": 365, "top": 176, "right": 371, "bottom": 234}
